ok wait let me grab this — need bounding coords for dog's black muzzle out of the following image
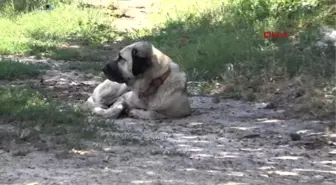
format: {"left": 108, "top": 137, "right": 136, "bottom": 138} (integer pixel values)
{"left": 101, "top": 60, "right": 126, "bottom": 84}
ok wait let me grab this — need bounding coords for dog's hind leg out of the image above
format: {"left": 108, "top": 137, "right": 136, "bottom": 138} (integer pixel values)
{"left": 128, "top": 109, "right": 168, "bottom": 120}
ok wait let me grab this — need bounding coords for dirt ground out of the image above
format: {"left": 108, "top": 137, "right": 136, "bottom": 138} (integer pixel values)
{"left": 0, "top": 0, "right": 336, "bottom": 185}
{"left": 2, "top": 96, "right": 336, "bottom": 185}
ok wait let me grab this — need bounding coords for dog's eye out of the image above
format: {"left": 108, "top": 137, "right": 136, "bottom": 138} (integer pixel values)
{"left": 118, "top": 54, "right": 124, "bottom": 60}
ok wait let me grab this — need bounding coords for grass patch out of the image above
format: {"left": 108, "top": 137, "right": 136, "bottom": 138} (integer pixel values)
{"left": 131, "top": 0, "right": 335, "bottom": 80}
{"left": 0, "top": 1, "right": 118, "bottom": 60}
{"left": 0, "top": 0, "right": 334, "bottom": 119}
{"left": 0, "top": 87, "right": 81, "bottom": 124}
{"left": 0, "top": 86, "right": 99, "bottom": 149}
{"left": 0, "top": 59, "right": 50, "bottom": 80}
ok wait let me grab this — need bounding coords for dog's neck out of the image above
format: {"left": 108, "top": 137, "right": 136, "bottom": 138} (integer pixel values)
{"left": 138, "top": 67, "right": 171, "bottom": 98}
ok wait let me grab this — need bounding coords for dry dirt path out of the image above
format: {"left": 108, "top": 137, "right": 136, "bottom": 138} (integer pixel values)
{"left": 0, "top": 0, "right": 336, "bottom": 185}
{"left": 1, "top": 79, "right": 335, "bottom": 184}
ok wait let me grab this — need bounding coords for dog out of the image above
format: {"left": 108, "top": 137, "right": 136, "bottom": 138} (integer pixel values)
{"left": 85, "top": 41, "right": 191, "bottom": 120}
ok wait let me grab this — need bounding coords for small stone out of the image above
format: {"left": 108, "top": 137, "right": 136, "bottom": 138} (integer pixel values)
{"left": 329, "top": 149, "right": 336, "bottom": 155}
{"left": 212, "top": 97, "right": 220, "bottom": 103}
{"left": 242, "top": 134, "right": 260, "bottom": 139}
{"left": 264, "top": 102, "right": 276, "bottom": 109}
{"left": 19, "top": 128, "right": 31, "bottom": 140}
{"left": 290, "top": 133, "right": 301, "bottom": 141}
{"left": 11, "top": 149, "right": 31, "bottom": 156}
{"left": 103, "top": 156, "right": 109, "bottom": 163}
{"left": 313, "top": 175, "right": 324, "bottom": 181}
{"left": 321, "top": 181, "right": 335, "bottom": 185}
{"left": 55, "top": 150, "right": 71, "bottom": 159}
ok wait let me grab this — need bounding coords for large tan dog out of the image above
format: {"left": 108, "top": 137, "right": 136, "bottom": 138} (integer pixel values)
{"left": 85, "top": 41, "right": 191, "bottom": 119}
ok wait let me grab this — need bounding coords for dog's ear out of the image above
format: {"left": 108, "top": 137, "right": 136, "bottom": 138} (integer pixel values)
{"left": 132, "top": 47, "right": 138, "bottom": 58}
{"left": 131, "top": 47, "right": 152, "bottom": 76}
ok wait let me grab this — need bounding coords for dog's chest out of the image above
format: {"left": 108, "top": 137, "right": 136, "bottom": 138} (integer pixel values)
{"left": 140, "top": 92, "right": 164, "bottom": 110}
{"left": 141, "top": 80, "right": 180, "bottom": 110}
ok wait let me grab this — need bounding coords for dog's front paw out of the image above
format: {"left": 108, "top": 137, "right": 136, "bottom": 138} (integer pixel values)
{"left": 128, "top": 109, "right": 157, "bottom": 120}
{"left": 128, "top": 109, "right": 150, "bottom": 119}
{"left": 92, "top": 107, "right": 106, "bottom": 115}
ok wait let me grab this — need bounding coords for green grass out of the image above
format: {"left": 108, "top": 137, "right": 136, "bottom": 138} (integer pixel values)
{"left": 0, "top": 1, "right": 118, "bottom": 60}
{"left": 1, "top": 0, "right": 334, "bottom": 80}
{"left": 131, "top": 0, "right": 335, "bottom": 81}
{"left": 0, "top": 87, "right": 82, "bottom": 124}
{"left": 0, "top": 86, "right": 99, "bottom": 148}
{"left": 130, "top": 0, "right": 334, "bottom": 116}
{"left": 0, "top": 0, "right": 334, "bottom": 119}
{"left": 0, "top": 59, "right": 50, "bottom": 80}
{"left": 125, "top": 0, "right": 335, "bottom": 112}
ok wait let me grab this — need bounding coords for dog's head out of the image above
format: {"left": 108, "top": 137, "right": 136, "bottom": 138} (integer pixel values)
{"left": 102, "top": 41, "right": 153, "bottom": 84}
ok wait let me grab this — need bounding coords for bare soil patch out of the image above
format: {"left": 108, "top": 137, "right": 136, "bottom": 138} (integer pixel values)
{"left": 1, "top": 91, "right": 335, "bottom": 184}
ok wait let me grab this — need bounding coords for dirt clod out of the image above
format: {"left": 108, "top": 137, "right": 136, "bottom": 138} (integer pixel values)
{"left": 290, "top": 133, "right": 302, "bottom": 141}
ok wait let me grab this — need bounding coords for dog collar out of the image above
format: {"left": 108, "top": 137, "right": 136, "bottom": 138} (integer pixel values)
{"left": 139, "top": 67, "right": 171, "bottom": 98}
